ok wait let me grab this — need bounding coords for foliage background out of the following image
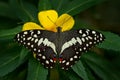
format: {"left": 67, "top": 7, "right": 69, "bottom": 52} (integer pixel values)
{"left": 0, "top": 0, "right": 120, "bottom": 80}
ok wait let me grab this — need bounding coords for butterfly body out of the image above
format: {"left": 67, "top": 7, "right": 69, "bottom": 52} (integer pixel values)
{"left": 15, "top": 28, "right": 105, "bottom": 70}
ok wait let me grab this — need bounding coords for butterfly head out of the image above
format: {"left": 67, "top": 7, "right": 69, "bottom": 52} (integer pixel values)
{"left": 56, "top": 27, "right": 62, "bottom": 33}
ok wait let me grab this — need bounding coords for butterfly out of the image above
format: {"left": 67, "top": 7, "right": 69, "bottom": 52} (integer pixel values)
{"left": 14, "top": 27, "right": 105, "bottom": 70}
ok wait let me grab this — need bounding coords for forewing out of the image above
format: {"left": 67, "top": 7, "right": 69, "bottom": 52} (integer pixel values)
{"left": 59, "top": 29, "right": 105, "bottom": 70}
{"left": 14, "top": 30, "right": 57, "bottom": 68}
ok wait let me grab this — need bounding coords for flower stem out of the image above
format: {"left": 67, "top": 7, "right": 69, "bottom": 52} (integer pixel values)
{"left": 50, "top": 68, "right": 59, "bottom": 80}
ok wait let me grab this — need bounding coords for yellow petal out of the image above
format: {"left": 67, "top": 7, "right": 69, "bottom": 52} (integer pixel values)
{"left": 38, "top": 10, "right": 58, "bottom": 31}
{"left": 22, "top": 22, "right": 44, "bottom": 31}
{"left": 56, "top": 14, "right": 74, "bottom": 32}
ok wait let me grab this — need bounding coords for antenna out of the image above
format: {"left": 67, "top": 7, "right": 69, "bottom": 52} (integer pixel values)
{"left": 47, "top": 15, "right": 72, "bottom": 32}
{"left": 60, "top": 16, "right": 71, "bottom": 27}
{"left": 47, "top": 16, "right": 57, "bottom": 27}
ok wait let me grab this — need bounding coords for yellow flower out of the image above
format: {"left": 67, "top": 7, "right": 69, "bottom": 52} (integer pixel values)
{"left": 22, "top": 10, "right": 74, "bottom": 32}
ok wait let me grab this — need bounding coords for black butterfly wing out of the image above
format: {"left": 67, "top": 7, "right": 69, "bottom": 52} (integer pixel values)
{"left": 59, "top": 29, "right": 105, "bottom": 70}
{"left": 14, "top": 29, "right": 105, "bottom": 70}
{"left": 14, "top": 30, "right": 57, "bottom": 68}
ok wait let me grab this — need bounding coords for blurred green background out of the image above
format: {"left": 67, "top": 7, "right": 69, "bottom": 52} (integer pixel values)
{"left": 0, "top": 0, "right": 120, "bottom": 80}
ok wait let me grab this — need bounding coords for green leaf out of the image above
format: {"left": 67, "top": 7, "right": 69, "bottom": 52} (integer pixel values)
{"left": 68, "top": 72, "right": 82, "bottom": 80}
{"left": 0, "top": 26, "right": 22, "bottom": 40}
{"left": 49, "top": 69, "right": 59, "bottom": 80}
{"left": 38, "top": 0, "right": 52, "bottom": 11}
{"left": 0, "top": 46, "right": 23, "bottom": 77}
{"left": 0, "top": 18, "right": 19, "bottom": 29}
{"left": 18, "top": 48, "right": 29, "bottom": 64}
{"left": 21, "top": 1, "right": 38, "bottom": 22}
{"left": 10, "top": 0, "right": 37, "bottom": 22}
{"left": 59, "top": 0, "right": 105, "bottom": 15}
{"left": 62, "top": 70, "right": 81, "bottom": 80}
{"left": 27, "top": 57, "right": 48, "bottom": 80}
{"left": 0, "top": 20, "right": 14, "bottom": 30}
{"left": 0, "top": 1, "right": 17, "bottom": 19}
{"left": 84, "top": 66, "right": 96, "bottom": 80}
{"left": 98, "top": 31, "right": 120, "bottom": 52}
{"left": 83, "top": 52, "right": 120, "bottom": 80}
{"left": 72, "top": 60, "right": 89, "bottom": 80}
{"left": 0, "top": 66, "right": 27, "bottom": 80}
{"left": 50, "top": 0, "right": 70, "bottom": 12}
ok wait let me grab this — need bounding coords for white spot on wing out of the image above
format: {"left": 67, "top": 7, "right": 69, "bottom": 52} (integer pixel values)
{"left": 62, "top": 60, "right": 66, "bottom": 63}
{"left": 20, "top": 40, "right": 23, "bottom": 43}
{"left": 62, "top": 67, "right": 64, "bottom": 69}
{"left": 24, "top": 31, "right": 28, "bottom": 34}
{"left": 85, "top": 37, "right": 89, "bottom": 40}
{"left": 49, "top": 43, "right": 57, "bottom": 54}
{"left": 31, "top": 45, "right": 34, "bottom": 48}
{"left": 42, "top": 56, "right": 46, "bottom": 59}
{"left": 31, "top": 38, "right": 34, "bottom": 41}
{"left": 38, "top": 38, "right": 43, "bottom": 46}
{"left": 30, "top": 31, "right": 34, "bottom": 35}
{"left": 81, "top": 38, "right": 85, "bottom": 42}
{"left": 23, "top": 42, "right": 26, "bottom": 44}
{"left": 66, "top": 62, "right": 70, "bottom": 66}
{"left": 82, "top": 34, "right": 86, "bottom": 37}
{"left": 37, "top": 31, "right": 41, "bottom": 34}
{"left": 76, "top": 52, "right": 79, "bottom": 54}
{"left": 94, "top": 37, "right": 97, "bottom": 40}
{"left": 35, "top": 39, "right": 38, "bottom": 43}
{"left": 100, "top": 38, "right": 102, "bottom": 41}
{"left": 70, "top": 58, "right": 73, "bottom": 61}
{"left": 88, "top": 36, "right": 92, "bottom": 40}
{"left": 89, "top": 42, "right": 92, "bottom": 44}
{"left": 50, "top": 59, "right": 53, "bottom": 62}
{"left": 100, "top": 33, "right": 103, "bottom": 37}
{"left": 86, "top": 44, "right": 89, "bottom": 47}
{"left": 38, "top": 54, "right": 42, "bottom": 56}
{"left": 60, "top": 38, "right": 77, "bottom": 53}
{"left": 18, "top": 38, "right": 20, "bottom": 41}
{"left": 41, "top": 38, "right": 57, "bottom": 54}
{"left": 83, "top": 47, "right": 86, "bottom": 50}
{"left": 76, "top": 37, "right": 82, "bottom": 45}
{"left": 27, "top": 37, "right": 32, "bottom": 40}
{"left": 50, "top": 66, "right": 53, "bottom": 68}
{"left": 34, "top": 48, "right": 36, "bottom": 51}
{"left": 23, "top": 38, "right": 25, "bottom": 41}
{"left": 68, "top": 41, "right": 73, "bottom": 46}
{"left": 94, "top": 42, "right": 96, "bottom": 44}
{"left": 79, "top": 48, "right": 82, "bottom": 51}
{"left": 17, "top": 34, "right": 20, "bottom": 38}
{"left": 74, "top": 55, "right": 78, "bottom": 59}
{"left": 43, "top": 38, "right": 51, "bottom": 46}
{"left": 79, "top": 30, "right": 82, "bottom": 34}
{"left": 33, "top": 34, "right": 37, "bottom": 38}
{"left": 86, "top": 29, "right": 90, "bottom": 35}
{"left": 38, "top": 50, "right": 40, "bottom": 52}
{"left": 45, "top": 60, "right": 49, "bottom": 64}
{"left": 20, "top": 36, "right": 23, "bottom": 38}
{"left": 92, "top": 31, "right": 96, "bottom": 34}
{"left": 97, "top": 40, "right": 100, "bottom": 42}
{"left": 60, "top": 42, "right": 69, "bottom": 53}
{"left": 27, "top": 42, "right": 30, "bottom": 45}
{"left": 71, "top": 38, "right": 77, "bottom": 45}
{"left": 23, "top": 35, "right": 25, "bottom": 37}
